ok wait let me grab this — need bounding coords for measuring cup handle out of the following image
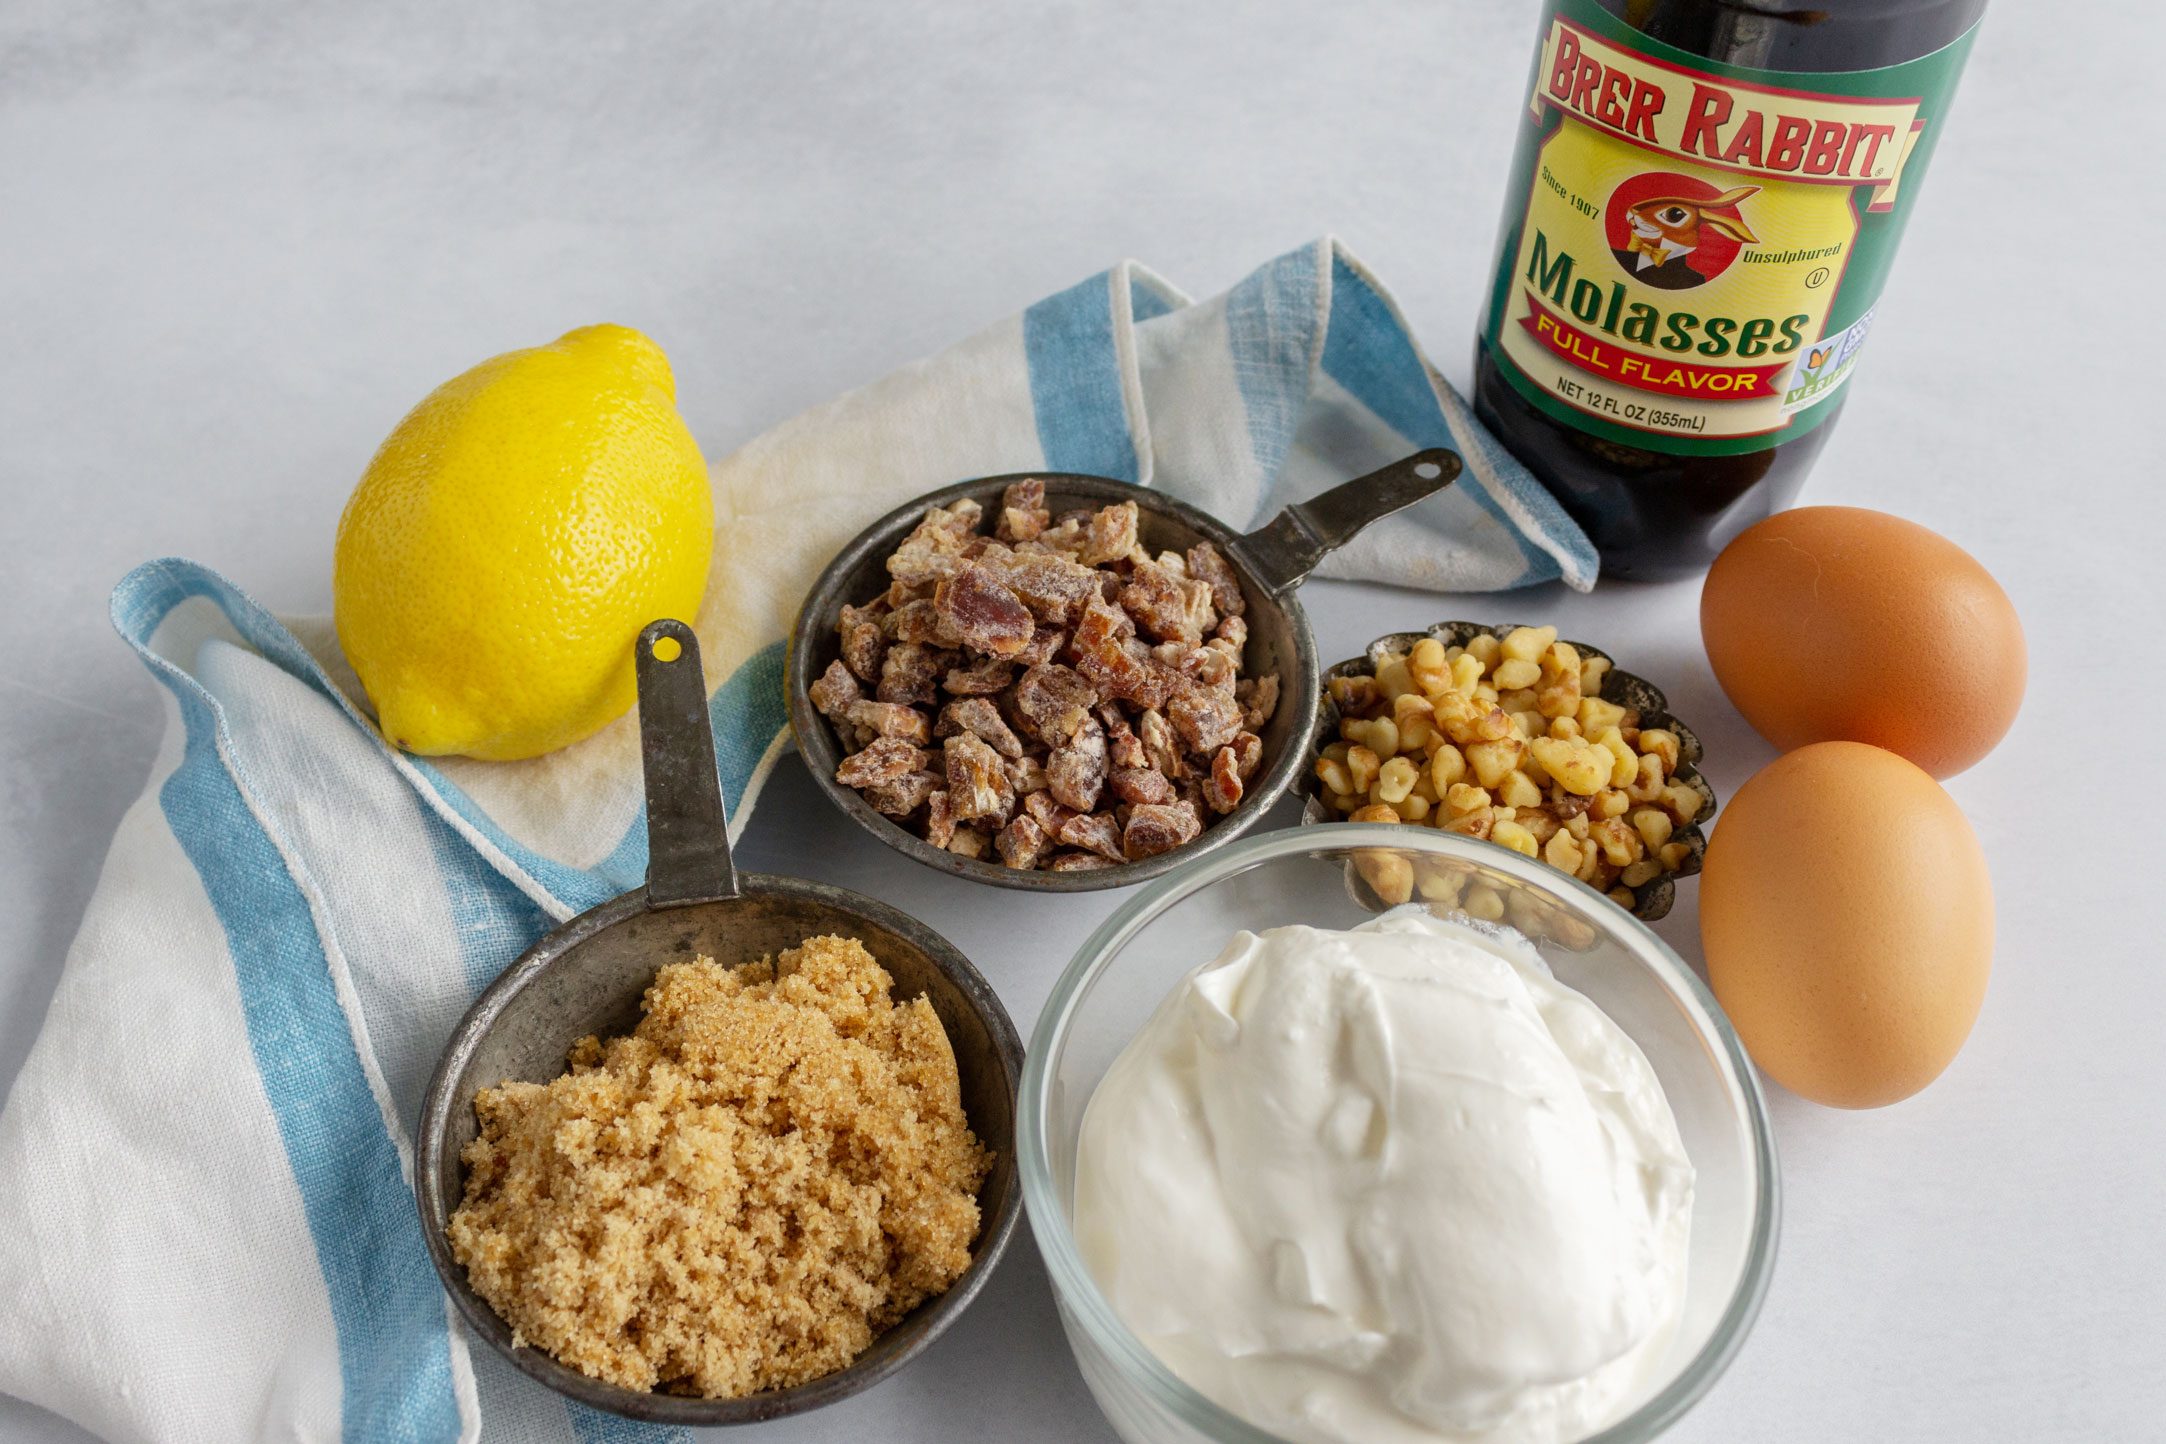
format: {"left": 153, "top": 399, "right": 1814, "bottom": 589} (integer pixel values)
{"left": 1228, "top": 448, "right": 1462, "bottom": 599}
{"left": 635, "top": 619, "right": 741, "bottom": 907}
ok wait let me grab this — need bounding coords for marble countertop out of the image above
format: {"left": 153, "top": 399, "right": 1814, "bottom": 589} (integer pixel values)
{"left": 1, "top": 1, "right": 2157, "bottom": 1440}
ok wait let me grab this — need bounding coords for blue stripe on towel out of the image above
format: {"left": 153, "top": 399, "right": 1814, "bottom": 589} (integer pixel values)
{"left": 712, "top": 640, "right": 788, "bottom": 817}
{"left": 1224, "top": 246, "right": 1322, "bottom": 492}
{"left": 419, "top": 829, "right": 688, "bottom": 1444}
{"left": 117, "top": 562, "right": 697, "bottom": 1442}
{"left": 112, "top": 561, "right": 344, "bottom": 710}
{"left": 1129, "top": 278, "right": 1177, "bottom": 323}
{"left": 111, "top": 559, "right": 789, "bottom": 933}
{"left": 422, "top": 819, "right": 554, "bottom": 999}
{"left": 111, "top": 559, "right": 620, "bottom": 917}
{"left": 1317, "top": 255, "right": 1548, "bottom": 582}
{"left": 569, "top": 1402, "right": 692, "bottom": 1444}
{"left": 1024, "top": 272, "right": 1140, "bottom": 480}
{"left": 406, "top": 758, "right": 626, "bottom": 916}
{"left": 144, "top": 656, "right": 463, "bottom": 1443}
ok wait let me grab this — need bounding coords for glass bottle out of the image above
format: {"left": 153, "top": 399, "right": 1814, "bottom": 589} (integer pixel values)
{"left": 1474, "top": 0, "right": 1987, "bottom": 579}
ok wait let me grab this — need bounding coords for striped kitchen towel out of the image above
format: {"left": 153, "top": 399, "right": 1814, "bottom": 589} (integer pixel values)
{"left": 0, "top": 239, "right": 1592, "bottom": 1444}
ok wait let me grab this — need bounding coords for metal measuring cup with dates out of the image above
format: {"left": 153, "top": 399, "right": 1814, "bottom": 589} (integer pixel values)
{"left": 787, "top": 451, "right": 1462, "bottom": 890}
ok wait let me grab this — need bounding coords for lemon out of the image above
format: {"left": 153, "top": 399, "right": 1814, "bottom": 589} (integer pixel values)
{"left": 334, "top": 325, "right": 713, "bottom": 761}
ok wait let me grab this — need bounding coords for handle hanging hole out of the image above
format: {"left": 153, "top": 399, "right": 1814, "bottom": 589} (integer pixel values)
{"left": 1415, "top": 462, "right": 1442, "bottom": 480}
{"left": 651, "top": 635, "right": 683, "bottom": 663}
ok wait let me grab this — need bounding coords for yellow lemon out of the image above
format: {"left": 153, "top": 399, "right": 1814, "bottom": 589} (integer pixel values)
{"left": 334, "top": 325, "right": 712, "bottom": 760}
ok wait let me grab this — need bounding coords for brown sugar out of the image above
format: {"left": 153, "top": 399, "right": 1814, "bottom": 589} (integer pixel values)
{"left": 446, "top": 935, "right": 991, "bottom": 1397}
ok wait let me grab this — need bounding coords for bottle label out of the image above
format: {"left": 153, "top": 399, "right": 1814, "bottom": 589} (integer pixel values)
{"left": 1480, "top": 0, "right": 1976, "bottom": 456}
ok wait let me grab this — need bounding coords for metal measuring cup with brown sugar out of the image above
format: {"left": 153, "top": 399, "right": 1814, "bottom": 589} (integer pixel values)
{"left": 417, "top": 620, "right": 1022, "bottom": 1425}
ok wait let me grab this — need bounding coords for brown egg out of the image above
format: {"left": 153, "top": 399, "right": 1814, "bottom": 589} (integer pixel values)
{"left": 1700, "top": 741, "right": 1992, "bottom": 1109}
{"left": 1701, "top": 507, "right": 2024, "bottom": 778}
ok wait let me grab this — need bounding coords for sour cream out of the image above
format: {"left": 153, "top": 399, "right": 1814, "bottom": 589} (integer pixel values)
{"left": 1074, "top": 910, "right": 1693, "bottom": 1444}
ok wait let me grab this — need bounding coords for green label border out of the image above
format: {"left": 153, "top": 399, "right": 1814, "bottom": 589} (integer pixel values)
{"left": 1479, "top": 0, "right": 1977, "bottom": 458}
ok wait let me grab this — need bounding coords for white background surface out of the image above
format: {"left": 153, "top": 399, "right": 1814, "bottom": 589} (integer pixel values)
{"left": 1, "top": 1, "right": 2158, "bottom": 1441}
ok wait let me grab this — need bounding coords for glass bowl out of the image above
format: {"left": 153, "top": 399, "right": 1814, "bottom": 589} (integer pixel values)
{"left": 1018, "top": 825, "right": 1778, "bottom": 1444}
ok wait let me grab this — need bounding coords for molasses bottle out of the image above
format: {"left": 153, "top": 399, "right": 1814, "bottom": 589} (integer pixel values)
{"left": 1474, "top": 0, "right": 1986, "bottom": 579}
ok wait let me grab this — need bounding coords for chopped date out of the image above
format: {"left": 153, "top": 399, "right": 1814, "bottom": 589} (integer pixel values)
{"left": 1118, "top": 560, "right": 1207, "bottom": 644}
{"left": 820, "top": 482, "right": 1271, "bottom": 872}
{"left": 1057, "top": 811, "right": 1126, "bottom": 861}
{"left": 1161, "top": 642, "right": 1235, "bottom": 690}
{"left": 843, "top": 699, "right": 932, "bottom": 744}
{"left": 877, "top": 643, "right": 950, "bottom": 706}
{"left": 1077, "top": 501, "right": 1139, "bottom": 566}
{"left": 840, "top": 618, "right": 887, "bottom": 683}
{"left": 1168, "top": 680, "right": 1243, "bottom": 753}
{"left": 1047, "top": 729, "right": 1107, "bottom": 813}
{"left": 889, "top": 499, "right": 982, "bottom": 575}
{"left": 980, "top": 547, "right": 1102, "bottom": 623}
{"left": 1017, "top": 626, "right": 1067, "bottom": 665}
{"left": 944, "top": 657, "right": 1016, "bottom": 695}
{"left": 944, "top": 733, "right": 1014, "bottom": 822}
{"left": 1203, "top": 748, "right": 1244, "bottom": 814}
{"left": 1007, "top": 752, "right": 1049, "bottom": 795}
{"left": 937, "top": 697, "right": 1024, "bottom": 758}
{"left": 836, "top": 737, "right": 929, "bottom": 788}
{"left": 1075, "top": 633, "right": 1173, "bottom": 710}
{"left": 866, "top": 769, "right": 941, "bottom": 817}
{"left": 1109, "top": 766, "right": 1175, "bottom": 806}
{"left": 885, "top": 597, "right": 948, "bottom": 645}
{"left": 1186, "top": 542, "right": 1246, "bottom": 617}
{"left": 1045, "top": 704, "right": 1093, "bottom": 749}
{"left": 808, "top": 659, "right": 862, "bottom": 719}
{"left": 887, "top": 533, "right": 970, "bottom": 587}
{"left": 1031, "top": 515, "right": 1088, "bottom": 555}
{"left": 924, "top": 497, "right": 984, "bottom": 541}
{"left": 838, "top": 600, "right": 888, "bottom": 635}
{"left": 1138, "top": 707, "right": 1187, "bottom": 779}
{"left": 934, "top": 565, "right": 1034, "bottom": 656}
{"left": 924, "top": 789, "right": 956, "bottom": 849}
{"left": 996, "top": 479, "right": 1051, "bottom": 543}
{"left": 1012, "top": 663, "right": 1100, "bottom": 741}
{"left": 1023, "top": 789, "right": 1078, "bottom": 835}
{"left": 1106, "top": 716, "right": 1148, "bottom": 770}
{"left": 995, "top": 814, "right": 1051, "bottom": 870}
{"left": 1122, "top": 801, "right": 1202, "bottom": 860}
{"left": 883, "top": 577, "right": 935, "bottom": 610}
{"left": 1179, "top": 578, "right": 1218, "bottom": 642}
{"left": 1070, "top": 594, "right": 1134, "bottom": 652}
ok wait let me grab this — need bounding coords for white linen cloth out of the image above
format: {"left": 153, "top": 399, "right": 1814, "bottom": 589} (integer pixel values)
{"left": 0, "top": 240, "right": 1593, "bottom": 1444}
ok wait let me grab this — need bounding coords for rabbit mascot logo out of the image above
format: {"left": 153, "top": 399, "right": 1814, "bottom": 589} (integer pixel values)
{"left": 1606, "top": 174, "right": 1759, "bottom": 291}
